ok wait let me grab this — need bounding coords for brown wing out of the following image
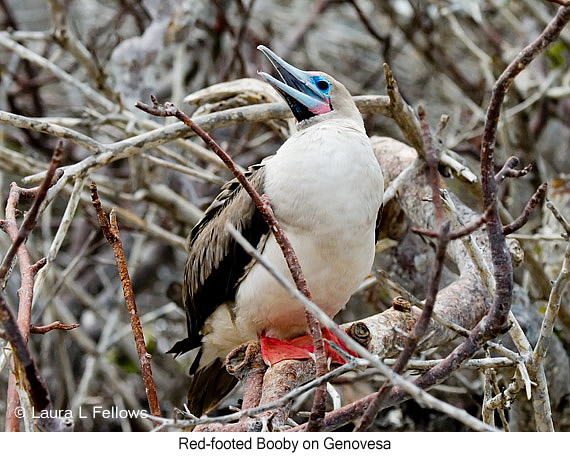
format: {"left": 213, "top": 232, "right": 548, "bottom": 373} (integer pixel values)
{"left": 186, "top": 358, "right": 238, "bottom": 417}
{"left": 168, "top": 163, "right": 268, "bottom": 358}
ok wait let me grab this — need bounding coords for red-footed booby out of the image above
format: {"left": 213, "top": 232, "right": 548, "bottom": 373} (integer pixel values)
{"left": 170, "top": 45, "right": 384, "bottom": 416}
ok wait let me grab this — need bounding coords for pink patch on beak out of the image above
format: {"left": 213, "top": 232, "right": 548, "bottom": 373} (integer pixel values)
{"left": 259, "top": 327, "right": 356, "bottom": 366}
{"left": 309, "top": 103, "right": 332, "bottom": 116}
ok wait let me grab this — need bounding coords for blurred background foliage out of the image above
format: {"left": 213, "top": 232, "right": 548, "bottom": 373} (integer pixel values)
{"left": 0, "top": 0, "right": 569, "bottom": 431}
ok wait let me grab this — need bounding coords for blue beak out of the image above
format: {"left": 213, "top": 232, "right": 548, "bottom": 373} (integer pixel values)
{"left": 257, "top": 45, "right": 331, "bottom": 122}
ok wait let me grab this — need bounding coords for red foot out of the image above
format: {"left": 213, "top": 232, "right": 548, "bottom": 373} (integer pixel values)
{"left": 259, "top": 327, "right": 357, "bottom": 366}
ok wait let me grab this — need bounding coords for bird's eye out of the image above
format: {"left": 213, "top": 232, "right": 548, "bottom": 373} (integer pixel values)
{"left": 316, "top": 79, "right": 330, "bottom": 91}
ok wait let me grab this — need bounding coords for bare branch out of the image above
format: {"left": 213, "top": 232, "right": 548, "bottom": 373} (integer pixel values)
{"left": 0, "top": 295, "right": 72, "bottom": 431}
{"left": 1, "top": 142, "right": 64, "bottom": 431}
{"left": 383, "top": 63, "right": 424, "bottom": 154}
{"left": 0, "top": 142, "right": 63, "bottom": 281}
{"left": 546, "top": 199, "right": 570, "bottom": 240}
{"left": 411, "top": 3, "right": 570, "bottom": 402}
{"left": 495, "top": 156, "right": 533, "bottom": 184}
{"left": 30, "top": 321, "right": 80, "bottom": 335}
{"left": 355, "top": 106, "right": 451, "bottom": 431}
{"left": 90, "top": 182, "right": 162, "bottom": 424}
{"left": 529, "top": 200, "right": 570, "bottom": 431}
{"left": 546, "top": 0, "right": 570, "bottom": 7}
{"left": 502, "top": 182, "right": 548, "bottom": 235}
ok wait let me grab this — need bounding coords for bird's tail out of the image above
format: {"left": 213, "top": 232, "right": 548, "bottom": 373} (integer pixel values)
{"left": 187, "top": 357, "right": 238, "bottom": 417}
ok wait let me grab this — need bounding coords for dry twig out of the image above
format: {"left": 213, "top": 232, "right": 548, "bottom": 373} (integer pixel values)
{"left": 90, "top": 182, "right": 161, "bottom": 424}
{"left": 30, "top": 321, "right": 80, "bottom": 334}
{"left": 0, "top": 142, "right": 69, "bottom": 431}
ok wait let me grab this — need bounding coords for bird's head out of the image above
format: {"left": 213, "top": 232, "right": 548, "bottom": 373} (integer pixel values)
{"left": 257, "top": 45, "right": 361, "bottom": 126}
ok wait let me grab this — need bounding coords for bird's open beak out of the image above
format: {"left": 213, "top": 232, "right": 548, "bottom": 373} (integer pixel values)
{"left": 257, "top": 45, "right": 331, "bottom": 121}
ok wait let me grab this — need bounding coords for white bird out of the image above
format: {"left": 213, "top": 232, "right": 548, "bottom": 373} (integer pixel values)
{"left": 170, "top": 46, "right": 384, "bottom": 415}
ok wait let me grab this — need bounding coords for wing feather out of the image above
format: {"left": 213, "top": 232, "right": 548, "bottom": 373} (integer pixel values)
{"left": 169, "top": 163, "right": 268, "bottom": 357}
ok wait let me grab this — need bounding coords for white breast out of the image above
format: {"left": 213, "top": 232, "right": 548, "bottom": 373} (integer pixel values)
{"left": 198, "top": 119, "right": 384, "bottom": 366}
{"left": 237, "top": 119, "right": 383, "bottom": 336}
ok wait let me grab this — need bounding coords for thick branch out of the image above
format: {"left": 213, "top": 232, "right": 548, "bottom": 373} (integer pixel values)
{"left": 355, "top": 107, "right": 450, "bottom": 431}
{"left": 414, "top": 1, "right": 570, "bottom": 400}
